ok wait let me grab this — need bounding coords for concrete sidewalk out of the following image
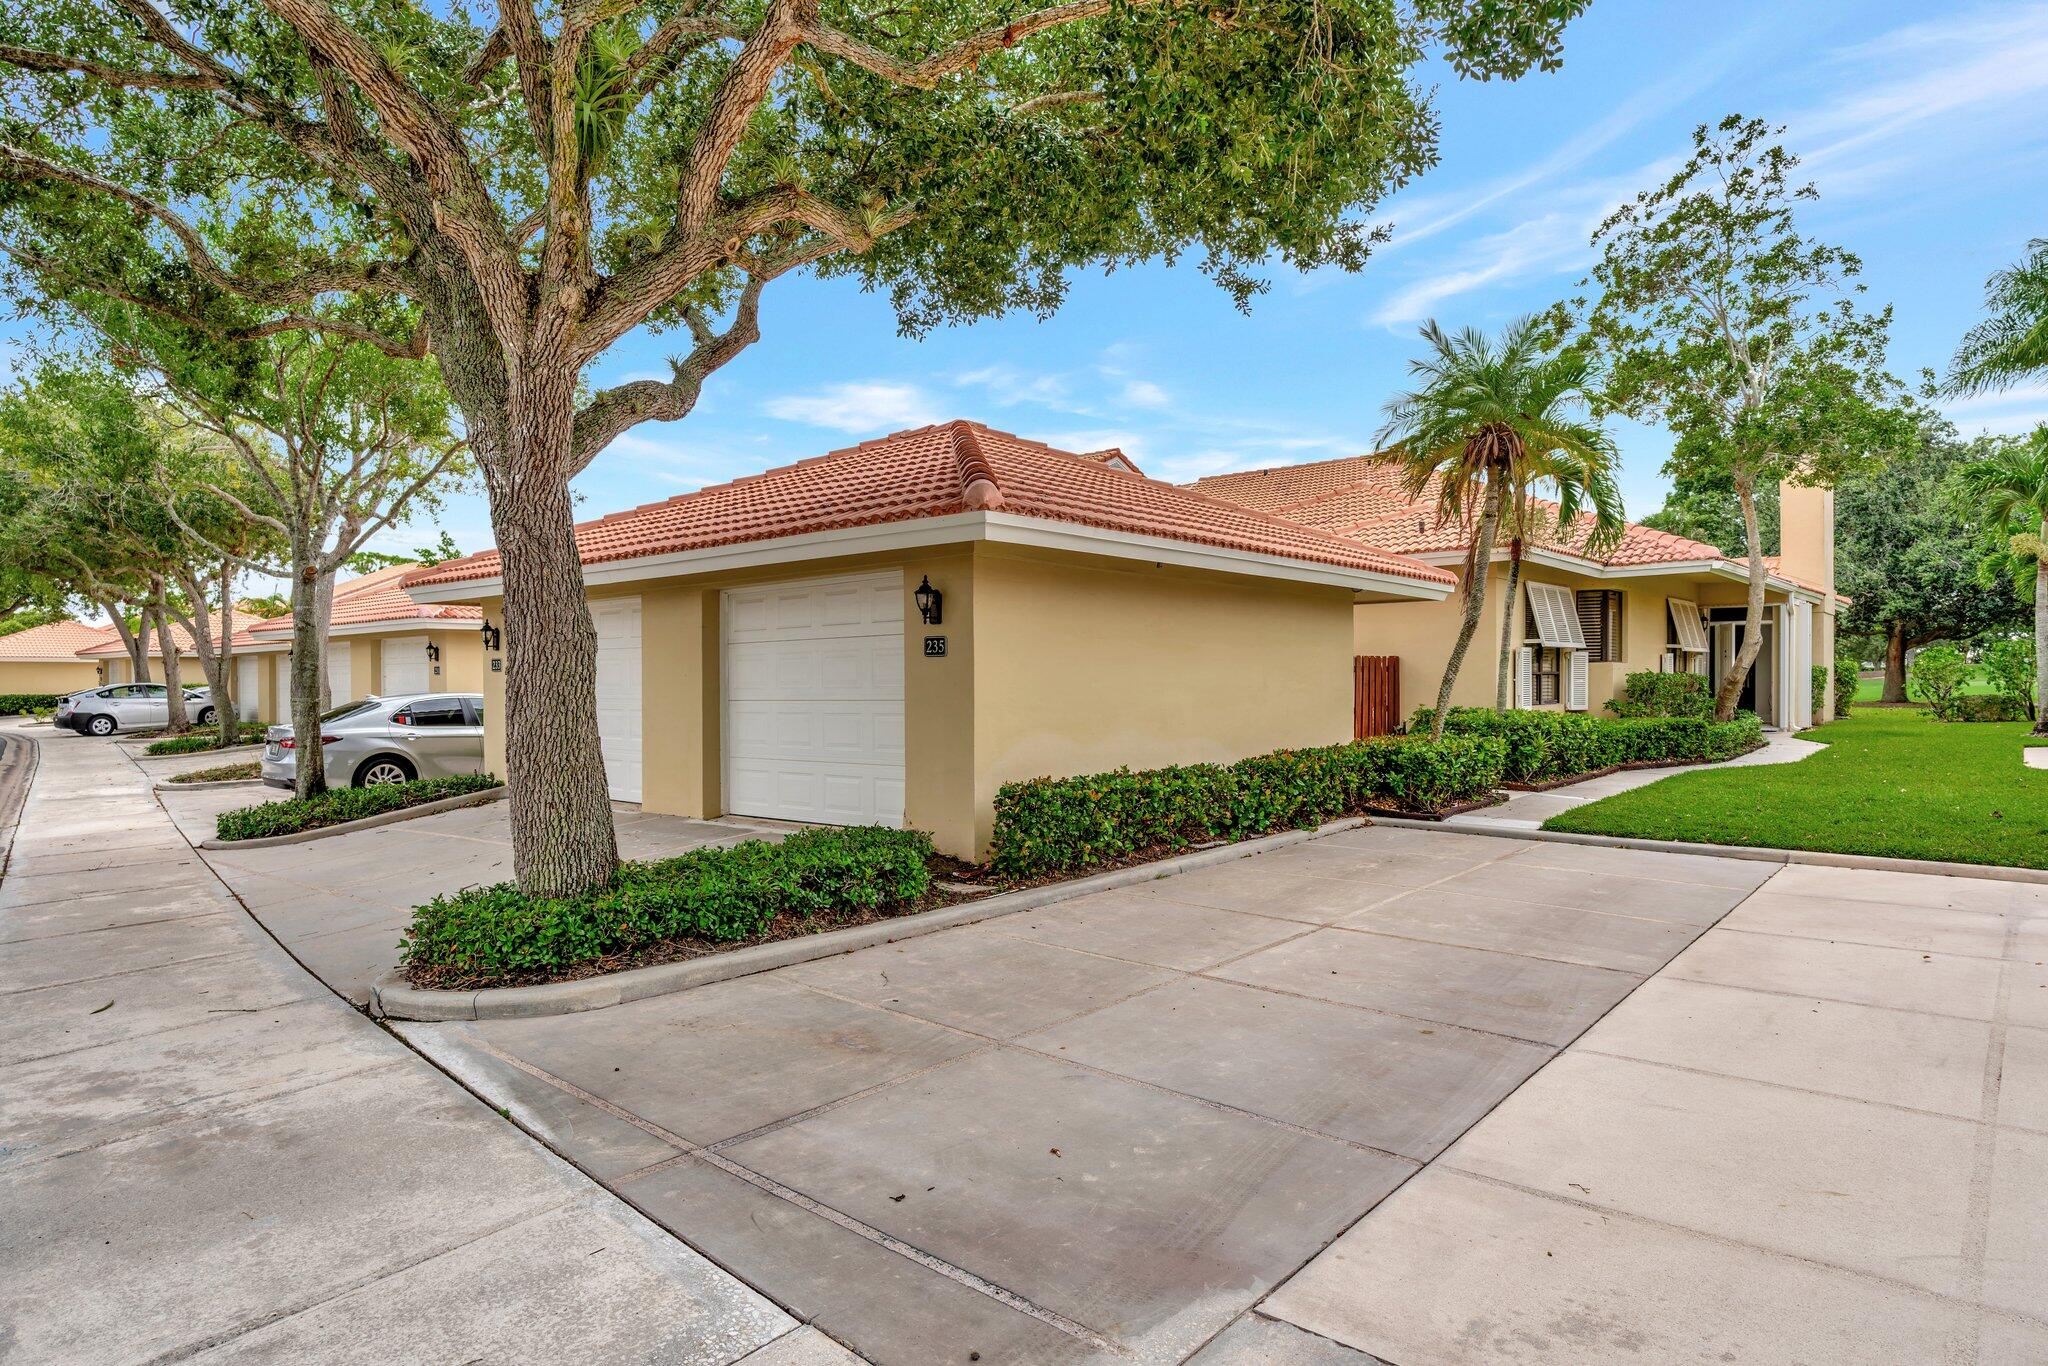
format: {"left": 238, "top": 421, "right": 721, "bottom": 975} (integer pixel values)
{"left": 0, "top": 724, "right": 835, "bottom": 1365}
{"left": 1449, "top": 729, "right": 1827, "bottom": 831}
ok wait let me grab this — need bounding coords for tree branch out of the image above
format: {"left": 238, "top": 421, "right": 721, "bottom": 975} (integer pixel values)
{"left": 798, "top": 0, "right": 1129, "bottom": 90}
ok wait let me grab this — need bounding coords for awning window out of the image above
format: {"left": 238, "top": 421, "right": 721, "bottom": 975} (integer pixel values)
{"left": 1667, "top": 598, "right": 1708, "bottom": 653}
{"left": 1524, "top": 582, "right": 1588, "bottom": 649}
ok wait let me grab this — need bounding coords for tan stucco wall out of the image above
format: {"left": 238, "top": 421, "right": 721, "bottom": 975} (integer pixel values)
{"left": 0, "top": 660, "right": 101, "bottom": 695}
{"left": 968, "top": 546, "right": 1353, "bottom": 856}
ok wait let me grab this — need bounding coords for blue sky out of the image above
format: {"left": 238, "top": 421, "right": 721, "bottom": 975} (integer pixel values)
{"left": 25, "top": 1, "right": 2048, "bottom": 565}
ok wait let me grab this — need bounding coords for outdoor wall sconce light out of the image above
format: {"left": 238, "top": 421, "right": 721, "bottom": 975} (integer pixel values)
{"left": 480, "top": 621, "right": 502, "bottom": 652}
{"left": 426, "top": 641, "right": 441, "bottom": 663}
{"left": 914, "top": 575, "right": 943, "bottom": 626}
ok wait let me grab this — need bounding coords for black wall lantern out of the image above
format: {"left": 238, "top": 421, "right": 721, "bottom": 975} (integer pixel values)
{"left": 914, "top": 575, "right": 943, "bottom": 626}
{"left": 480, "top": 620, "right": 502, "bottom": 652}
{"left": 426, "top": 641, "right": 442, "bottom": 663}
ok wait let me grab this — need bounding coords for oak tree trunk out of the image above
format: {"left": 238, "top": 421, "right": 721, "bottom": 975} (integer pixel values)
{"left": 1883, "top": 624, "right": 1909, "bottom": 703}
{"left": 154, "top": 594, "right": 191, "bottom": 734}
{"left": 289, "top": 559, "right": 333, "bottom": 797}
{"left": 490, "top": 380, "right": 620, "bottom": 899}
{"left": 1713, "top": 469, "right": 1768, "bottom": 722}
{"left": 1430, "top": 482, "right": 1502, "bottom": 741}
{"left": 214, "top": 559, "right": 239, "bottom": 747}
{"left": 1494, "top": 545, "right": 1524, "bottom": 713}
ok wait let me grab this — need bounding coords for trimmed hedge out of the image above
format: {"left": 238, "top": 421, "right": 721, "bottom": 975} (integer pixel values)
{"left": 1409, "top": 706, "right": 1765, "bottom": 785}
{"left": 988, "top": 734, "right": 1508, "bottom": 878}
{"left": 215, "top": 773, "right": 500, "bottom": 842}
{"left": 1605, "top": 671, "right": 1713, "bottom": 720}
{"left": 401, "top": 825, "right": 934, "bottom": 986}
{"left": 1933, "top": 694, "right": 2030, "bottom": 723}
{"left": 145, "top": 722, "right": 268, "bottom": 755}
{"left": 0, "top": 693, "right": 63, "bottom": 715}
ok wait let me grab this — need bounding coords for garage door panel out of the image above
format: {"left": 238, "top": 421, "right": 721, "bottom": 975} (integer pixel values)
{"left": 381, "top": 635, "right": 429, "bottom": 696}
{"left": 723, "top": 572, "right": 905, "bottom": 828}
{"left": 593, "top": 598, "right": 643, "bottom": 803}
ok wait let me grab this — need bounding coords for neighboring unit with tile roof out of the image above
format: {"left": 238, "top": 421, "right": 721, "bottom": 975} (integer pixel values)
{"left": 0, "top": 620, "right": 114, "bottom": 697}
{"left": 1193, "top": 451, "right": 1845, "bottom": 730}
{"left": 405, "top": 421, "right": 1456, "bottom": 859}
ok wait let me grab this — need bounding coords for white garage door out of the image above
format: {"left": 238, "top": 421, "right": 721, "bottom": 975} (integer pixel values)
{"left": 593, "top": 598, "right": 643, "bottom": 803}
{"left": 236, "top": 656, "right": 261, "bottom": 720}
{"left": 325, "top": 642, "right": 352, "bottom": 704}
{"left": 724, "top": 572, "right": 904, "bottom": 827}
{"left": 381, "top": 635, "right": 430, "bottom": 697}
{"left": 275, "top": 655, "right": 291, "bottom": 716}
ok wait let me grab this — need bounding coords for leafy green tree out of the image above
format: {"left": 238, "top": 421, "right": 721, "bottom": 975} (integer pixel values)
{"left": 1836, "top": 419, "right": 2027, "bottom": 702}
{"left": 1949, "top": 240, "right": 2048, "bottom": 397}
{"left": 1956, "top": 429, "right": 2048, "bottom": 734}
{"left": 1377, "top": 315, "right": 1619, "bottom": 737}
{"left": 1907, "top": 642, "right": 1972, "bottom": 713}
{"left": 1640, "top": 467, "right": 1778, "bottom": 558}
{"left": 414, "top": 531, "right": 464, "bottom": 566}
{"left": 1570, "top": 115, "right": 1904, "bottom": 720}
{"left": 0, "top": 0, "right": 1591, "bottom": 894}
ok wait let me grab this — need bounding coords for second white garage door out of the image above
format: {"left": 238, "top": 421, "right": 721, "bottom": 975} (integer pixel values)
{"left": 724, "top": 572, "right": 905, "bottom": 827}
{"left": 593, "top": 597, "right": 644, "bottom": 803}
{"left": 380, "top": 635, "right": 430, "bottom": 696}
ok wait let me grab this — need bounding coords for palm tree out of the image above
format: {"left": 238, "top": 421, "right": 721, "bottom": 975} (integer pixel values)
{"left": 1492, "top": 445, "right": 1626, "bottom": 712}
{"left": 1378, "top": 317, "right": 1619, "bottom": 740}
{"left": 1949, "top": 241, "right": 2048, "bottom": 397}
{"left": 1959, "top": 429, "right": 2048, "bottom": 735}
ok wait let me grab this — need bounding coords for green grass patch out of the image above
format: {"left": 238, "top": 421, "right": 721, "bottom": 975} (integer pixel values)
{"left": 169, "top": 760, "right": 261, "bottom": 784}
{"left": 1545, "top": 709, "right": 2048, "bottom": 869}
{"left": 401, "top": 825, "right": 935, "bottom": 989}
{"left": 1852, "top": 676, "right": 1998, "bottom": 703}
{"left": 144, "top": 723, "right": 267, "bottom": 755}
{"left": 215, "top": 773, "right": 500, "bottom": 842}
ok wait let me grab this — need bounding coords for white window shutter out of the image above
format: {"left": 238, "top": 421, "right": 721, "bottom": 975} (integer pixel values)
{"left": 1567, "top": 650, "right": 1590, "bottom": 711}
{"left": 1516, "top": 646, "right": 1534, "bottom": 709}
{"left": 1528, "top": 583, "right": 1588, "bottom": 649}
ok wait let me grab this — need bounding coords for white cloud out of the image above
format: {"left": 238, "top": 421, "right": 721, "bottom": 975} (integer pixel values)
{"left": 1119, "top": 379, "right": 1171, "bottom": 409}
{"left": 953, "top": 363, "right": 1073, "bottom": 409}
{"left": 1943, "top": 382, "right": 2048, "bottom": 437}
{"left": 762, "top": 381, "right": 942, "bottom": 433}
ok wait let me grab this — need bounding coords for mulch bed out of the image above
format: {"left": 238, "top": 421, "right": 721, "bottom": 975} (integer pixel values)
{"left": 1357, "top": 793, "right": 1504, "bottom": 821}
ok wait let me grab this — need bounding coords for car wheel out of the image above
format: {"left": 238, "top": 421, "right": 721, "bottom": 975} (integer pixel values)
{"left": 86, "top": 714, "right": 116, "bottom": 736}
{"left": 196, "top": 707, "right": 216, "bottom": 726}
{"left": 355, "top": 756, "right": 416, "bottom": 787}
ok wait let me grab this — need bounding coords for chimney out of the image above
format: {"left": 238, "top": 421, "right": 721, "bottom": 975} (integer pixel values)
{"left": 1778, "top": 479, "right": 1834, "bottom": 598}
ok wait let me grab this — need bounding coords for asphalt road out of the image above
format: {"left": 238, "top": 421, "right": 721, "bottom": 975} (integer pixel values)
{"left": 0, "top": 728, "right": 35, "bottom": 863}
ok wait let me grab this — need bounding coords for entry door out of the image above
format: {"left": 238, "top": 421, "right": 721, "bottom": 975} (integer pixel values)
{"left": 236, "top": 656, "right": 261, "bottom": 719}
{"left": 592, "top": 598, "right": 644, "bottom": 802}
{"left": 381, "top": 635, "right": 430, "bottom": 697}
{"left": 723, "top": 572, "right": 905, "bottom": 827}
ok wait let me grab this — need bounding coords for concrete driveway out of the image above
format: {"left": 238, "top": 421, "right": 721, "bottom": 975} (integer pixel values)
{"left": 168, "top": 784, "right": 774, "bottom": 1004}
{"left": 396, "top": 824, "right": 1778, "bottom": 1363}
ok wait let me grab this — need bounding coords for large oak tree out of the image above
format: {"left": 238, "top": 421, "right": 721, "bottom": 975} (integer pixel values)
{"left": 0, "top": 0, "right": 1587, "bottom": 895}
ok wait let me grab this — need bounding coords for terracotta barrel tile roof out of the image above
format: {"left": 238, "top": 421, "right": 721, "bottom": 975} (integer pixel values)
{"left": 0, "top": 620, "right": 117, "bottom": 661}
{"left": 1194, "top": 453, "right": 1746, "bottom": 574}
{"left": 406, "top": 421, "right": 1455, "bottom": 590}
{"left": 78, "top": 607, "right": 274, "bottom": 657}
{"left": 245, "top": 563, "right": 481, "bottom": 636}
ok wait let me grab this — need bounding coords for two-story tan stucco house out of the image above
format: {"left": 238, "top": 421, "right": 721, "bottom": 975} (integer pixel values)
{"left": 404, "top": 421, "right": 1456, "bottom": 859}
{"left": 1193, "top": 454, "right": 1842, "bottom": 731}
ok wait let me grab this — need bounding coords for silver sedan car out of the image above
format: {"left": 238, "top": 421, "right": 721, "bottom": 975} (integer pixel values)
{"left": 57, "top": 683, "right": 217, "bottom": 735}
{"left": 262, "top": 693, "right": 486, "bottom": 789}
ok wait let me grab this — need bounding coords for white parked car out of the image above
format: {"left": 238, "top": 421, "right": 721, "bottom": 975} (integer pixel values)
{"left": 56, "top": 684, "right": 216, "bottom": 736}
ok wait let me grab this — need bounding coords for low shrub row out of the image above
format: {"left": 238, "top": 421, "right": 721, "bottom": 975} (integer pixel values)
{"left": 215, "top": 772, "right": 501, "bottom": 842}
{"left": 987, "top": 734, "right": 1508, "bottom": 878}
{"left": 146, "top": 722, "right": 268, "bottom": 755}
{"left": 1933, "top": 694, "right": 2030, "bottom": 723}
{"left": 401, "top": 825, "right": 935, "bottom": 987}
{"left": 1605, "top": 671, "right": 1713, "bottom": 719}
{"left": 0, "top": 693, "right": 63, "bottom": 715}
{"left": 1408, "top": 707, "right": 1764, "bottom": 785}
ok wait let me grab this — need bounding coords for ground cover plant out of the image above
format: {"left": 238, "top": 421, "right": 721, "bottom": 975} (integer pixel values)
{"left": 1410, "top": 706, "right": 1763, "bottom": 785}
{"left": 988, "top": 735, "right": 1508, "bottom": 879}
{"left": 145, "top": 723, "right": 268, "bottom": 755}
{"left": 0, "top": 692, "right": 62, "bottom": 714}
{"left": 401, "top": 827, "right": 935, "bottom": 989}
{"left": 215, "top": 773, "right": 500, "bottom": 842}
{"left": 1546, "top": 709, "right": 2048, "bottom": 869}
{"left": 169, "top": 761, "right": 260, "bottom": 784}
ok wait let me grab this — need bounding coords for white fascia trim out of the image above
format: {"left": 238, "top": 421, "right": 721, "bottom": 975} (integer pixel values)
{"left": 403, "top": 510, "right": 1455, "bottom": 603}
{"left": 1414, "top": 547, "right": 1830, "bottom": 604}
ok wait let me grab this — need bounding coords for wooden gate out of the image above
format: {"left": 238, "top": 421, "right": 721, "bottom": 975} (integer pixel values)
{"left": 1353, "top": 655, "right": 1399, "bottom": 738}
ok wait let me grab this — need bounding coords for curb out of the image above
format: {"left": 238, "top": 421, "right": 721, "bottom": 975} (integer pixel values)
{"left": 154, "top": 777, "right": 266, "bottom": 792}
{"left": 198, "top": 785, "right": 507, "bottom": 850}
{"left": 370, "top": 815, "right": 1374, "bottom": 1022}
{"left": 1369, "top": 815, "right": 2048, "bottom": 885}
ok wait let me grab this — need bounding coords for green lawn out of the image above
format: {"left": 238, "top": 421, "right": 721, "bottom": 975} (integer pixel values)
{"left": 1851, "top": 675, "right": 1998, "bottom": 702}
{"left": 1545, "top": 708, "right": 2048, "bottom": 869}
